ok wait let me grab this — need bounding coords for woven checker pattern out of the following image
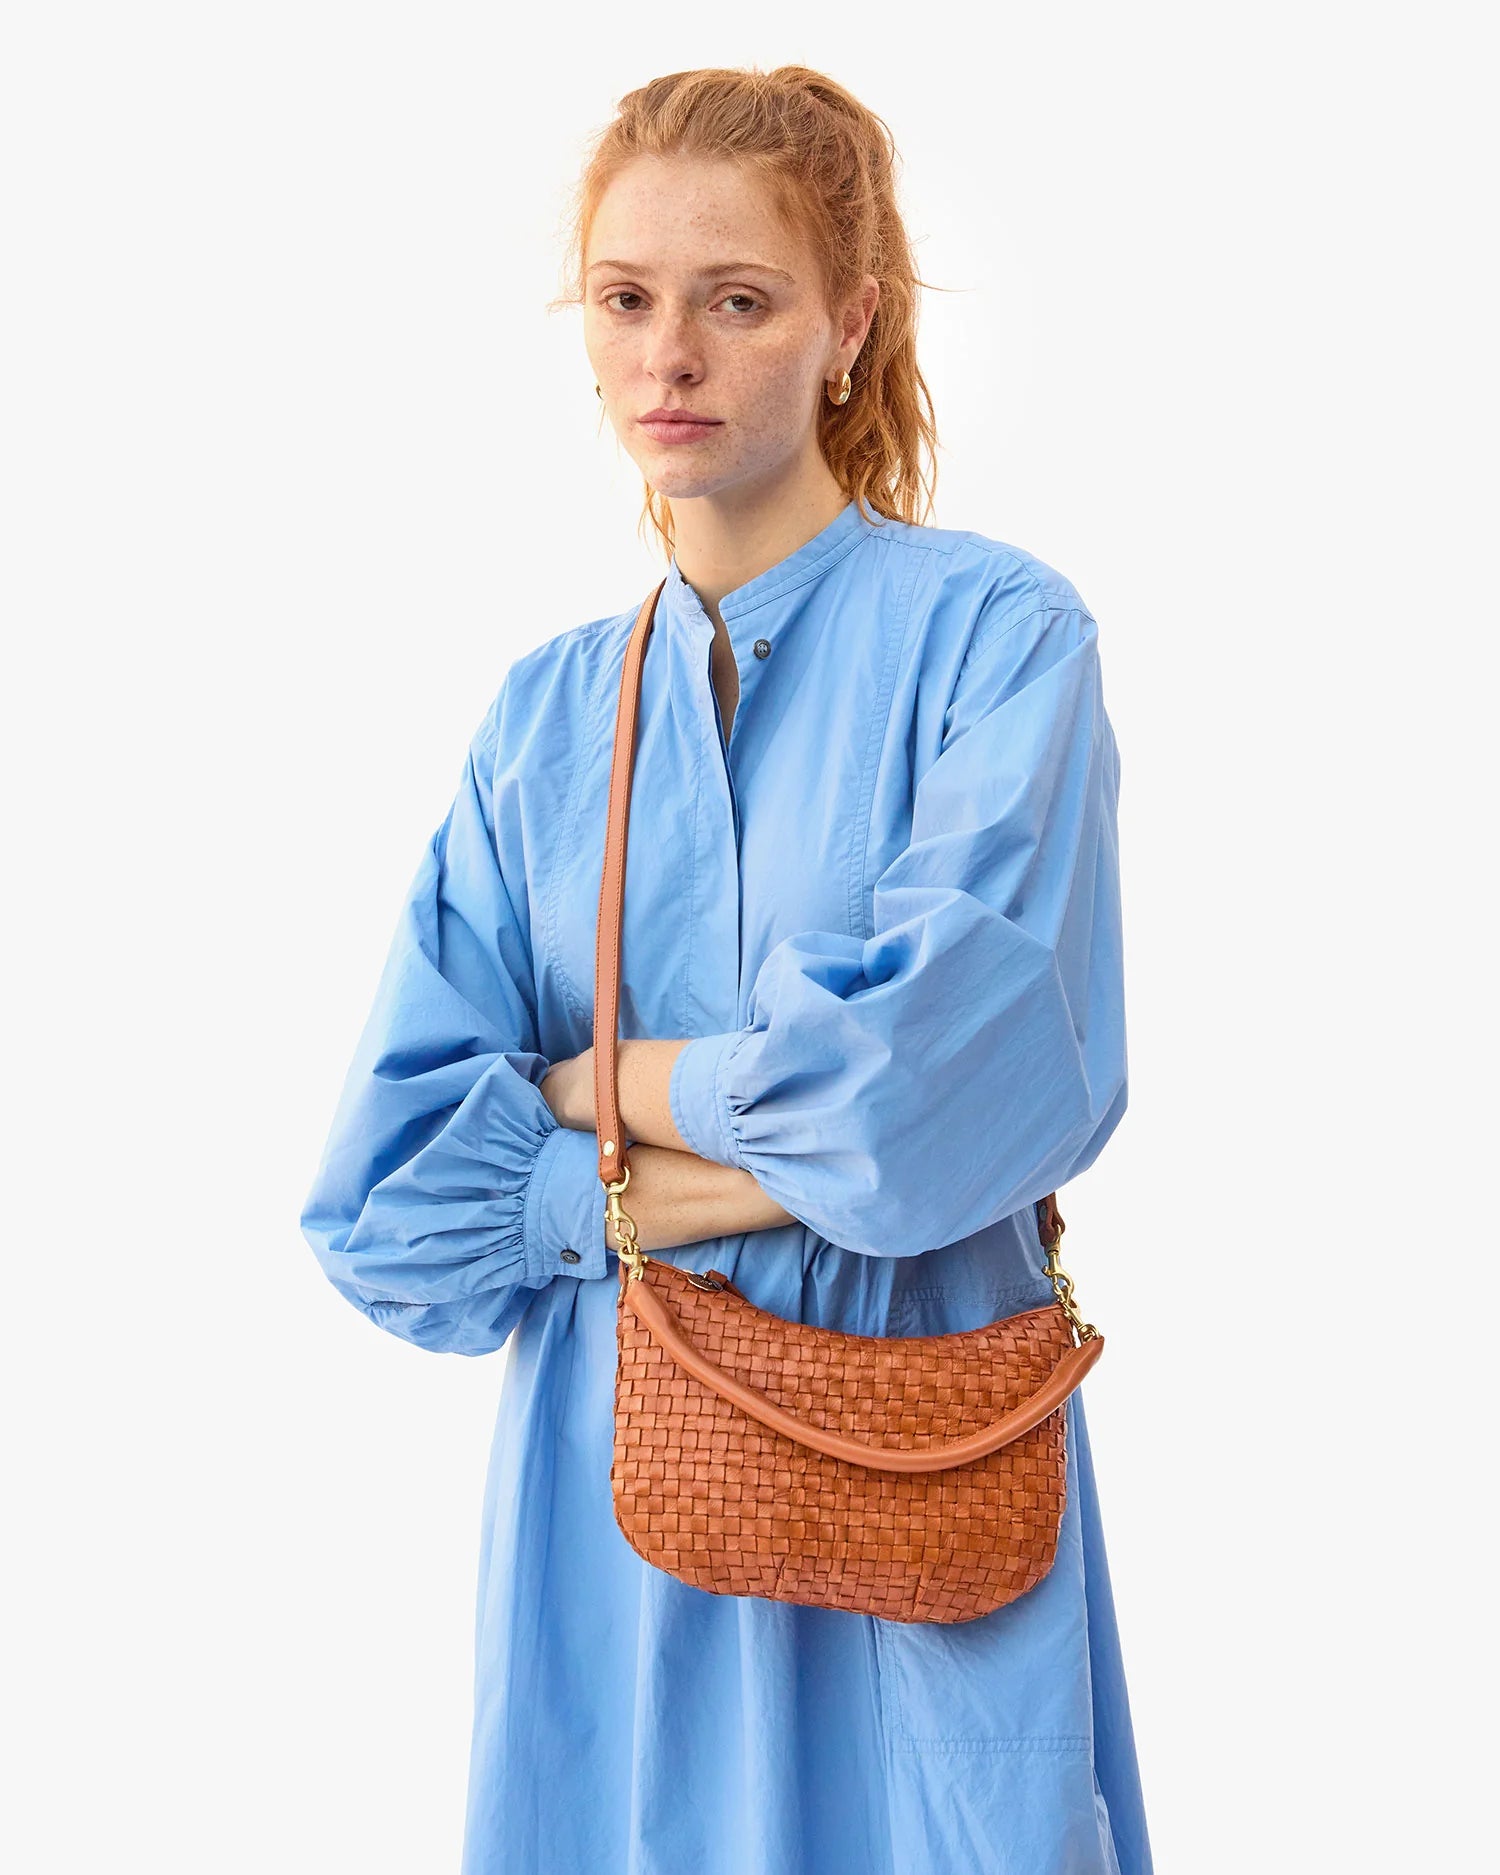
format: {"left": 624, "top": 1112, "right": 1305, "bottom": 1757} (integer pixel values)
{"left": 611, "top": 1260, "right": 1074, "bottom": 1625}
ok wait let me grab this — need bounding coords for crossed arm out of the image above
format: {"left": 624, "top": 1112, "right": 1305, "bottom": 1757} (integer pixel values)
{"left": 541, "top": 1039, "right": 797, "bottom": 1254}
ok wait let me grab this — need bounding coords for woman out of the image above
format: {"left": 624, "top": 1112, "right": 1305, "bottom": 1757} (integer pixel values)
{"left": 301, "top": 65, "right": 1153, "bottom": 1875}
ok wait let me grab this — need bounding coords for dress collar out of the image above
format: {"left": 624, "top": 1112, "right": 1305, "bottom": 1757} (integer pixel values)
{"left": 658, "top": 497, "right": 884, "bottom": 637}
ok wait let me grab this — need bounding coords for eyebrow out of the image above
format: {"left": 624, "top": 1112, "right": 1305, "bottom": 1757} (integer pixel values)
{"left": 586, "top": 258, "right": 795, "bottom": 283}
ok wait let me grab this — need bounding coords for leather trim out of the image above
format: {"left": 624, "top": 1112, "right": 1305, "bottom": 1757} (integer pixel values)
{"left": 621, "top": 1275, "right": 1103, "bottom": 1474}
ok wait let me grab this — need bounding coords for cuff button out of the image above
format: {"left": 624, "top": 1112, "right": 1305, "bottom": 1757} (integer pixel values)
{"left": 559, "top": 1247, "right": 581, "bottom": 1265}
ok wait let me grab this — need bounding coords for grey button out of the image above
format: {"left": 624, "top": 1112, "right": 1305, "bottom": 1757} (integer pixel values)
{"left": 753, "top": 637, "right": 771, "bottom": 659}
{"left": 560, "top": 1247, "right": 581, "bottom": 1265}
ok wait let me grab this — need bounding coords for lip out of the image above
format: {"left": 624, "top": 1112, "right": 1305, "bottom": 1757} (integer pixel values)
{"left": 641, "top": 407, "right": 718, "bottom": 424}
{"left": 638, "top": 413, "right": 722, "bottom": 446}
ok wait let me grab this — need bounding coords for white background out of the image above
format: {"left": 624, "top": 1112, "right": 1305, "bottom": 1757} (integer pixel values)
{"left": 4, "top": 5, "right": 1493, "bottom": 1870}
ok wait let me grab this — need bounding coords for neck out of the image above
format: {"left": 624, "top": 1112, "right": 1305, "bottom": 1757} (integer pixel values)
{"left": 667, "top": 459, "right": 850, "bottom": 620}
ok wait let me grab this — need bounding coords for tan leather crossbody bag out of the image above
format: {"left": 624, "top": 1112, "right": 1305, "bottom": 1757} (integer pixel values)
{"left": 593, "top": 582, "right": 1105, "bottom": 1626}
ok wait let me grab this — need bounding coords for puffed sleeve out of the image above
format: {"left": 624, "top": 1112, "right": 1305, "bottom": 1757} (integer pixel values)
{"left": 668, "top": 600, "right": 1127, "bottom": 1257}
{"left": 299, "top": 692, "right": 608, "bottom": 1355}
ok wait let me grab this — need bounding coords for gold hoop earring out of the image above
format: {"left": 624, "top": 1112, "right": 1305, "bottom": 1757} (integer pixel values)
{"left": 826, "top": 370, "right": 852, "bottom": 407}
{"left": 595, "top": 383, "right": 603, "bottom": 400}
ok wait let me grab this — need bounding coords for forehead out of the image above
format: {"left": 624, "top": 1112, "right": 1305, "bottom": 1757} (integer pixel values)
{"left": 586, "top": 156, "right": 807, "bottom": 277}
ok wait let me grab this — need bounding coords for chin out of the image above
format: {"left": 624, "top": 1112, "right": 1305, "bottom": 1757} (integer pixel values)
{"left": 635, "top": 463, "right": 733, "bottom": 501}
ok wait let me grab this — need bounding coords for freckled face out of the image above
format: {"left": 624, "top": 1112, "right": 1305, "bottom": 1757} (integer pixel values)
{"left": 584, "top": 155, "right": 841, "bottom": 500}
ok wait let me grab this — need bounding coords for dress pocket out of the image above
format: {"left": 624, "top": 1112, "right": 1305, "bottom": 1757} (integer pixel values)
{"left": 869, "top": 1393, "right": 1096, "bottom": 1751}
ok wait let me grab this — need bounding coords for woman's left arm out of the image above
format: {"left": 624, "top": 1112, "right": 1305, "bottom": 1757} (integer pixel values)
{"left": 571, "top": 601, "right": 1129, "bottom": 1259}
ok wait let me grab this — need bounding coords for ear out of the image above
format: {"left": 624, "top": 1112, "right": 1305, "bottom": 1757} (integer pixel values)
{"left": 841, "top": 274, "right": 880, "bottom": 356}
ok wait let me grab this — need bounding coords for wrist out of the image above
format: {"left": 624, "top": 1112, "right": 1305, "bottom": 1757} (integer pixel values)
{"left": 618, "top": 1038, "right": 693, "bottom": 1149}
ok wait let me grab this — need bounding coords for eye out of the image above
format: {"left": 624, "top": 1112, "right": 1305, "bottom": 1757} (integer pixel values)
{"left": 597, "top": 287, "right": 767, "bottom": 317}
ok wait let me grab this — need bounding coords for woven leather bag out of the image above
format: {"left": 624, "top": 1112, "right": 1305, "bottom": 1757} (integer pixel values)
{"left": 594, "top": 581, "right": 1106, "bottom": 1626}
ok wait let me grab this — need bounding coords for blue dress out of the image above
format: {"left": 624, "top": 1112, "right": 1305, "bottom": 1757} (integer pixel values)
{"left": 300, "top": 497, "right": 1154, "bottom": 1874}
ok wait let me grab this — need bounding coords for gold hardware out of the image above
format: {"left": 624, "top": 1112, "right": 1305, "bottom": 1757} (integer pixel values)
{"left": 1042, "top": 1216, "right": 1099, "bottom": 1344}
{"left": 603, "top": 1138, "right": 615, "bottom": 1155}
{"left": 604, "top": 1161, "right": 648, "bottom": 1281}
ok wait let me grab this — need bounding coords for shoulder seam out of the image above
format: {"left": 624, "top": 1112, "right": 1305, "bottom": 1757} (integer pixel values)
{"left": 516, "top": 606, "right": 633, "bottom": 666}
{"left": 874, "top": 528, "right": 1085, "bottom": 616}
{"left": 953, "top": 537, "right": 1072, "bottom": 613}
{"left": 959, "top": 598, "right": 1096, "bottom": 683}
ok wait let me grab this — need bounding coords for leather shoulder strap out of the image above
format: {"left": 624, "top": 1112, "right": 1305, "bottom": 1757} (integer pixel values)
{"left": 594, "top": 583, "right": 665, "bottom": 1186}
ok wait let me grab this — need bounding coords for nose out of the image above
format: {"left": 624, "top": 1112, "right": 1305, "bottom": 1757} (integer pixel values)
{"left": 641, "top": 305, "right": 705, "bottom": 387}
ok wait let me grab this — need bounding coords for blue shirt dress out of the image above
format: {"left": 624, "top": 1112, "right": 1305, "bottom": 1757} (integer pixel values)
{"left": 300, "top": 497, "right": 1154, "bottom": 1875}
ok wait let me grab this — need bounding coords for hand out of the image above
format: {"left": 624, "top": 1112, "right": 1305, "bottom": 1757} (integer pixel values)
{"left": 540, "top": 1046, "right": 596, "bottom": 1132}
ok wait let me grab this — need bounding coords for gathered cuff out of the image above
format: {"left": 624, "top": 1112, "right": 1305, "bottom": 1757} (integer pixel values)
{"left": 669, "top": 1032, "right": 746, "bottom": 1170}
{"left": 522, "top": 1119, "right": 608, "bottom": 1285}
